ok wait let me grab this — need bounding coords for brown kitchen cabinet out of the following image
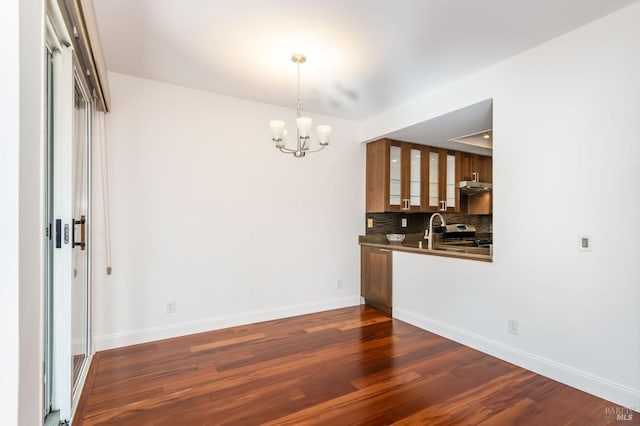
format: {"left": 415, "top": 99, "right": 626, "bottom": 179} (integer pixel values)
{"left": 424, "top": 147, "right": 461, "bottom": 213}
{"left": 460, "top": 153, "right": 492, "bottom": 183}
{"left": 460, "top": 152, "right": 492, "bottom": 214}
{"left": 367, "top": 138, "right": 460, "bottom": 213}
{"left": 366, "top": 139, "right": 424, "bottom": 213}
{"left": 475, "top": 155, "right": 492, "bottom": 183}
{"left": 467, "top": 191, "right": 492, "bottom": 214}
{"left": 361, "top": 245, "right": 392, "bottom": 314}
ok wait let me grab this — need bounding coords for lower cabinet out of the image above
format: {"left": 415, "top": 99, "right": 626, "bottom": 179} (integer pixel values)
{"left": 361, "top": 246, "right": 392, "bottom": 314}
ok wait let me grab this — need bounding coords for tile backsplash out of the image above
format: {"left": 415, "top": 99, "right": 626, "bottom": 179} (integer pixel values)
{"left": 365, "top": 212, "right": 492, "bottom": 235}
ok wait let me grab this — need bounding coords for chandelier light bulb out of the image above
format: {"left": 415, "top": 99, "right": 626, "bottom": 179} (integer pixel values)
{"left": 269, "top": 120, "right": 285, "bottom": 141}
{"left": 317, "top": 125, "right": 331, "bottom": 145}
{"left": 297, "top": 117, "right": 312, "bottom": 138}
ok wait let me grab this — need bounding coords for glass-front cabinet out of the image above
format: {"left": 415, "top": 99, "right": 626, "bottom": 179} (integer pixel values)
{"left": 424, "top": 148, "right": 459, "bottom": 213}
{"left": 365, "top": 139, "right": 459, "bottom": 213}
{"left": 386, "top": 141, "right": 422, "bottom": 212}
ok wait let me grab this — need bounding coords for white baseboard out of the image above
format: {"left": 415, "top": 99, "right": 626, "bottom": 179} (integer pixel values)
{"left": 394, "top": 307, "right": 640, "bottom": 413}
{"left": 94, "top": 296, "right": 361, "bottom": 351}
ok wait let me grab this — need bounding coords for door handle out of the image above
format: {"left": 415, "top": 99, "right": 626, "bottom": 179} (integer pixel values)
{"left": 72, "top": 215, "right": 86, "bottom": 250}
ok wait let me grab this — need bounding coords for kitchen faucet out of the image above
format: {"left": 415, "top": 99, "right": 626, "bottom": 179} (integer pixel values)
{"left": 425, "top": 213, "right": 446, "bottom": 250}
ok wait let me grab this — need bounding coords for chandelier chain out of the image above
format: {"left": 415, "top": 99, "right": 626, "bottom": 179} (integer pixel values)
{"left": 296, "top": 61, "right": 302, "bottom": 118}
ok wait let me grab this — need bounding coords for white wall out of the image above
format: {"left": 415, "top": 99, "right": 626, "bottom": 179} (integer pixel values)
{"left": 0, "top": 0, "right": 45, "bottom": 423}
{"left": 0, "top": 0, "right": 21, "bottom": 423}
{"left": 18, "top": 0, "right": 45, "bottom": 424}
{"left": 362, "top": 4, "right": 640, "bottom": 410}
{"left": 93, "top": 73, "right": 364, "bottom": 349}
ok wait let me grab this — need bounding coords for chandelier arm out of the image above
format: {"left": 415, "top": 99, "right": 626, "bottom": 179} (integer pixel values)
{"left": 278, "top": 146, "right": 299, "bottom": 154}
{"left": 277, "top": 142, "right": 326, "bottom": 154}
{"left": 301, "top": 144, "right": 328, "bottom": 154}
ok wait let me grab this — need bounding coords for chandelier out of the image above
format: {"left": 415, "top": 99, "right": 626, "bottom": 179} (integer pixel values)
{"left": 269, "top": 53, "right": 331, "bottom": 158}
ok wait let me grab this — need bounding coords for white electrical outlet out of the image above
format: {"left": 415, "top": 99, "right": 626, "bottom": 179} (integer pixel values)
{"left": 336, "top": 279, "right": 343, "bottom": 289}
{"left": 166, "top": 300, "right": 176, "bottom": 314}
{"left": 401, "top": 218, "right": 407, "bottom": 227}
{"left": 508, "top": 318, "right": 519, "bottom": 335}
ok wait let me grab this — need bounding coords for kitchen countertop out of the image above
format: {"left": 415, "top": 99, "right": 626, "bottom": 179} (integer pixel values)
{"left": 359, "top": 234, "right": 493, "bottom": 263}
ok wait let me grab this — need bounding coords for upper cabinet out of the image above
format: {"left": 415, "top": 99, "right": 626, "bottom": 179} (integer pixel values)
{"left": 367, "top": 139, "right": 423, "bottom": 212}
{"left": 460, "top": 152, "right": 493, "bottom": 214}
{"left": 366, "top": 139, "right": 459, "bottom": 213}
{"left": 424, "top": 148, "right": 460, "bottom": 213}
{"left": 460, "top": 153, "right": 493, "bottom": 183}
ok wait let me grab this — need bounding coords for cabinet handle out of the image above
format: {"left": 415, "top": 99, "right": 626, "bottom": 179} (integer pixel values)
{"left": 378, "top": 249, "right": 391, "bottom": 252}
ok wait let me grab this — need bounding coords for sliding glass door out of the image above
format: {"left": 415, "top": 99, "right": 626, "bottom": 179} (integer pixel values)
{"left": 44, "top": 37, "right": 93, "bottom": 424}
{"left": 71, "top": 76, "right": 91, "bottom": 400}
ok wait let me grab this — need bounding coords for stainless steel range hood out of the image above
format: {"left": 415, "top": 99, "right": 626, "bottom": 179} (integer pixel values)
{"left": 459, "top": 180, "right": 492, "bottom": 194}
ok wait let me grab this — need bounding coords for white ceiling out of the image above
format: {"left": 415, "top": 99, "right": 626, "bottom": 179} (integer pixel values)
{"left": 93, "top": 0, "right": 637, "bottom": 121}
{"left": 384, "top": 99, "right": 494, "bottom": 155}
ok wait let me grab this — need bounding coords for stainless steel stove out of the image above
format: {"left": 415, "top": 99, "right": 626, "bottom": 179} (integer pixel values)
{"left": 441, "top": 224, "right": 492, "bottom": 248}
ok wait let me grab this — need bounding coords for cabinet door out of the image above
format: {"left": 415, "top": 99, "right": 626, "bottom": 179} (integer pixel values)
{"left": 390, "top": 141, "right": 422, "bottom": 212}
{"left": 425, "top": 149, "right": 459, "bottom": 212}
{"left": 361, "top": 246, "right": 392, "bottom": 313}
{"left": 365, "top": 139, "right": 387, "bottom": 213}
{"left": 460, "top": 153, "right": 492, "bottom": 183}
{"left": 401, "top": 143, "right": 422, "bottom": 212}
{"left": 444, "top": 152, "right": 459, "bottom": 212}
{"left": 474, "top": 155, "right": 492, "bottom": 183}
{"left": 388, "top": 143, "right": 403, "bottom": 211}
{"left": 459, "top": 152, "right": 474, "bottom": 182}
{"left": 425, "top": 149, "right": 441, "bottom": 212}
{"left": 408, "top": 146, "right": 422, "bottom": 211}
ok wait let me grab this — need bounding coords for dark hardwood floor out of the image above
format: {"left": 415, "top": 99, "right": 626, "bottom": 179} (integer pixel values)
{"left": 74, "top": 306, "right": 637, "bottom": 425}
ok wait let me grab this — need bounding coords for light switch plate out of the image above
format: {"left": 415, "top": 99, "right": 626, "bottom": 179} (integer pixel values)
{"left": 367, "top": 218, "right": 374, "bottom": 228}
{"left": 578, "top": 235, "right": 592, "bottom": 252}
{"left": 401, "top": 218, "right": 407, "bottom": 228}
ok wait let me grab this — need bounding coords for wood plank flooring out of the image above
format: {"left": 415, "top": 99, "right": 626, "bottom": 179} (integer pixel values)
{"left": 74, "top": 306, "right": 637, "bottom": 425}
